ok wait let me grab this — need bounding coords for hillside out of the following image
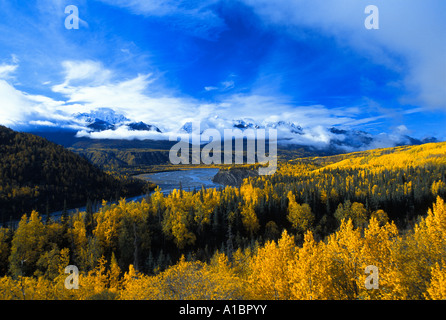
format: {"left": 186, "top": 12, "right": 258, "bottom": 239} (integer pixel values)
{"left": 0, "top": 126, "right": 146, "bottom": 222}
{"left": 266, "top": 141, "right": 446, "bottom": 228}
{"left": 305, "top": 142, "right": 446, "bottom": 170}
{"left": 0, "top": 140, "right": 445, "bottom": 300}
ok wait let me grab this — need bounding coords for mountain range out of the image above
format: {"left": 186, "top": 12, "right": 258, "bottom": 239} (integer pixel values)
{"left": 23, "top": 107, "right": 438, "bottom": 154}
{"left": 74, "top": 108, "right": 163, "bottom": 133}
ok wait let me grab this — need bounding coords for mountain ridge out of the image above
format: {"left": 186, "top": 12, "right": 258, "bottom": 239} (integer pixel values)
{"left": 19, "top": 107, "right": 439, "bottom": 154}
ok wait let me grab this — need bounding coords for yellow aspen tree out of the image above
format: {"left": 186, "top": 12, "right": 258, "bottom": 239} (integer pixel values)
{"left": 334, "top": 202, "right": 368, "bottom": 229}
{"left": 154, "top": 256, "right": 206, "bottom": 300}
{"left": 94, "top": 203, "right": 123, "bottom": 253}
{"left": 240, "top": 203, "right": 260, "bottom": 237}
{"left": 207, "top": 252, "right": 244, "bottom": 299}
{"left": 287, "top": 191, "right": 314, "bottom": 233}
{"left": 424, "top": 196, "right": 446, "bottom": 250}
{"left": 249, "top": 230, "right": 295, "bottom": 299}
{"left": 120, "top": 264, "right": 155, "bottom": 300}
{"left": 66, "top": 211, "right": 90, "bottom": 270}
{"left": 231, "top": 247, "right": 253, "bottom": 281}
{"left": 92, "top": 255, "right": 109, "bottom": 294}
{"left": 240, "top": 183, "right": 256, "bottom": 204}
{"left": 425, "top": 262, "right": 446, "bottom": 300}
{"left": 391, "top": 197, "right": 446, "bottom": 299}
{"left": 359, "top": 217, "right": 399, "bottom": 299}
{"left": 431, "top": 180, "right": 446, "bottom": 197}
{"left": 9, "top": 211, "right": 46, "bottom": 277}
{"left": 324, "top": 219, "right": 363, "bottom": 299}
{"left": 370, "top": 209, "right": 389, "bottom": 226}
{"left": 171, "top": 209, "right": 196, "bottom": 249}
{"left": 108, "top": 252, "right": 122, "bottom": 293}
{"left": 288, "top": 231, "right": 332, "bottom": 299}
{"left": 0, "top": 276, "right": 19, "bottom": 299}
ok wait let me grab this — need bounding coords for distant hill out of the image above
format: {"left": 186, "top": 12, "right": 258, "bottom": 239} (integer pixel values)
{"left": 276, "top": 141, "right": 446, "bottom": 225}
{"left": 304, "top": 141, "right": 446, "bottom": 170}
{"left": 0, "top": 126, "right": 145, "bottom": 222}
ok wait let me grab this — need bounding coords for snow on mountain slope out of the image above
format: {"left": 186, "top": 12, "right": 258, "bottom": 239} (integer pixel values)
{"left": 74, "top": 108, "right": 130, "bottom": 125}
{"left": 47, "top": 109, "right": 438, "bottom": 152}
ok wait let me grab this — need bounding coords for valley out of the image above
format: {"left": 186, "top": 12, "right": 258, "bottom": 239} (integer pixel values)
{"left": 0, "top": 126, "right": 445, "bottom": 300}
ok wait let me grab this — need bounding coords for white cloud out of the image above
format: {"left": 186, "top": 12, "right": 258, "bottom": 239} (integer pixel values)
{"left": 57, "top": 60, "right": 112, "bottom": 87}
{"left": 221, "top": 80, "right": 235, "bottom": 91}
{"left": 241, "top": 0, "right": 446, "bottom": 110}
{"left": 50, "top": 61, "right": 375, "bottom": 142}
{"left": 99, "top": 0, "right": 221, "bottom": 18}
{"left": 0, "top": 60, "right": 77, "bottom": 127}
{"left": 51, "top": 60, "right": 200, "bottom": 132}
{"left": 0, "top": 58, "right": 426, "bottom": 147}
{"left": 0, "top": 63, "right": 18, "bottom": 79}
{"left": 204, "top": 80, "right": 234, "bottom": 92}
{"left": 0, "top": 77, "right": 67, "bottom": 127}
{"left": 29, "top": 120, "right": 57, "bottom": 127}
{"left": 11, "top": 54, "right": 19, "bottom": 64}
{"left": 76, "top": 126, "right": 165, "bottom": 140}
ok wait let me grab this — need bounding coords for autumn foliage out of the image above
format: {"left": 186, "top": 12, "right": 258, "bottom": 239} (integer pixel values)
{"left": 0, "top": 142, "right": 445, "bottom": 300}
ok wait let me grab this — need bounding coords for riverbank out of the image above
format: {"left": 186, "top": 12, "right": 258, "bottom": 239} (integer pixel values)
{"left": 0, "top": 168, "right": 224, "bottom": 228}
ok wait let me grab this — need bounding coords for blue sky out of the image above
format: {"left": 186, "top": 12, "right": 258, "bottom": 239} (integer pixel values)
{"left": 0, "top": 0, "right": 445, "bottom": 143}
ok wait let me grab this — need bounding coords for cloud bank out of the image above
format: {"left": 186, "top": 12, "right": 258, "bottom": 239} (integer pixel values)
{"left": 241, "top": 0, "right": 446, "bottom": 110}
{"left": 0, "top": 56, "right": 440, "bottom": 151}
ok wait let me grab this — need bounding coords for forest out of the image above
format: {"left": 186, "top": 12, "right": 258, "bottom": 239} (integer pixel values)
{"left": 0, "top": 141, "right": 445, "bottom": 300}
{"left": 0, "top": 126, "right": 148, "bottom": 223}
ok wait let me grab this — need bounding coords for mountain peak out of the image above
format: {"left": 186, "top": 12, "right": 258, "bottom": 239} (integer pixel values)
{"left": 87, "top": 119, "right": 115, "bottom": 132}
{"left": 74, "top": 108, "right": 129, "bottom": 125}
{"left": 233, "top": 119, "right": 260, "bottom": 129}
{"left": 127, "top": 121, "right": 162, "bottom": 133}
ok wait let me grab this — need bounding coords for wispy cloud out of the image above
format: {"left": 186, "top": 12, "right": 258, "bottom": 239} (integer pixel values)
{"left": 98, "top": 0, "right": 227, "bottom": 40}
{"left": 51, "top": 60, "right": 199, "bottom": 131}
{"left": 0, "top": 63, "right": 18, "bottom": 79}
{"left": 204, "top": 79, "right": 235, "bottom": 92}
{"left": 0, "top": 58, "right": 390, "bottom": 140}
{"left": 241, "top": 0, "right": 446, "bottom": 110}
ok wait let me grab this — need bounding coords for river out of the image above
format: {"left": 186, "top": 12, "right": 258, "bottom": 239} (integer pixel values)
{"left": 133, "top": 168, "right": 222, "bottom": 194}
{"left": 1, "top": 168, "right": 222, "bottom": 227}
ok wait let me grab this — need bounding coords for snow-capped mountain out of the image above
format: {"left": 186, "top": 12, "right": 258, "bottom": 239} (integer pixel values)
{"left": 74, "top": 108, "right": 130, "bottom": 125}
{"left": 179, "top": 122, "right": 194, "bottom": 134}
{"left": 328, "top": 127, "right": 374, "bottom": 150}
{"left": 31, "top": 108, "right": 436, "bottom": 152}
{"left": 174, "top": 116, "right": 437, "bottom": 152}
{"left": 87, "top": 119, "right": 116, "bottom": 132}
{"left": 127, "top": 122, "right": 162, "bottom": 133}
{"left": 326, "top": 127, "right": 437, "bottom": 151}
{"left": 73, "top": 108, "right": 162, "bottom": 133}
{"left": 233, "top": 119, "right": 260, "bottom": 130}
{"left": 180, "top": 119, "right": 302, "bottom": 135}
{"left": 265, "top": 121, "right": 303, "bottom": 135}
